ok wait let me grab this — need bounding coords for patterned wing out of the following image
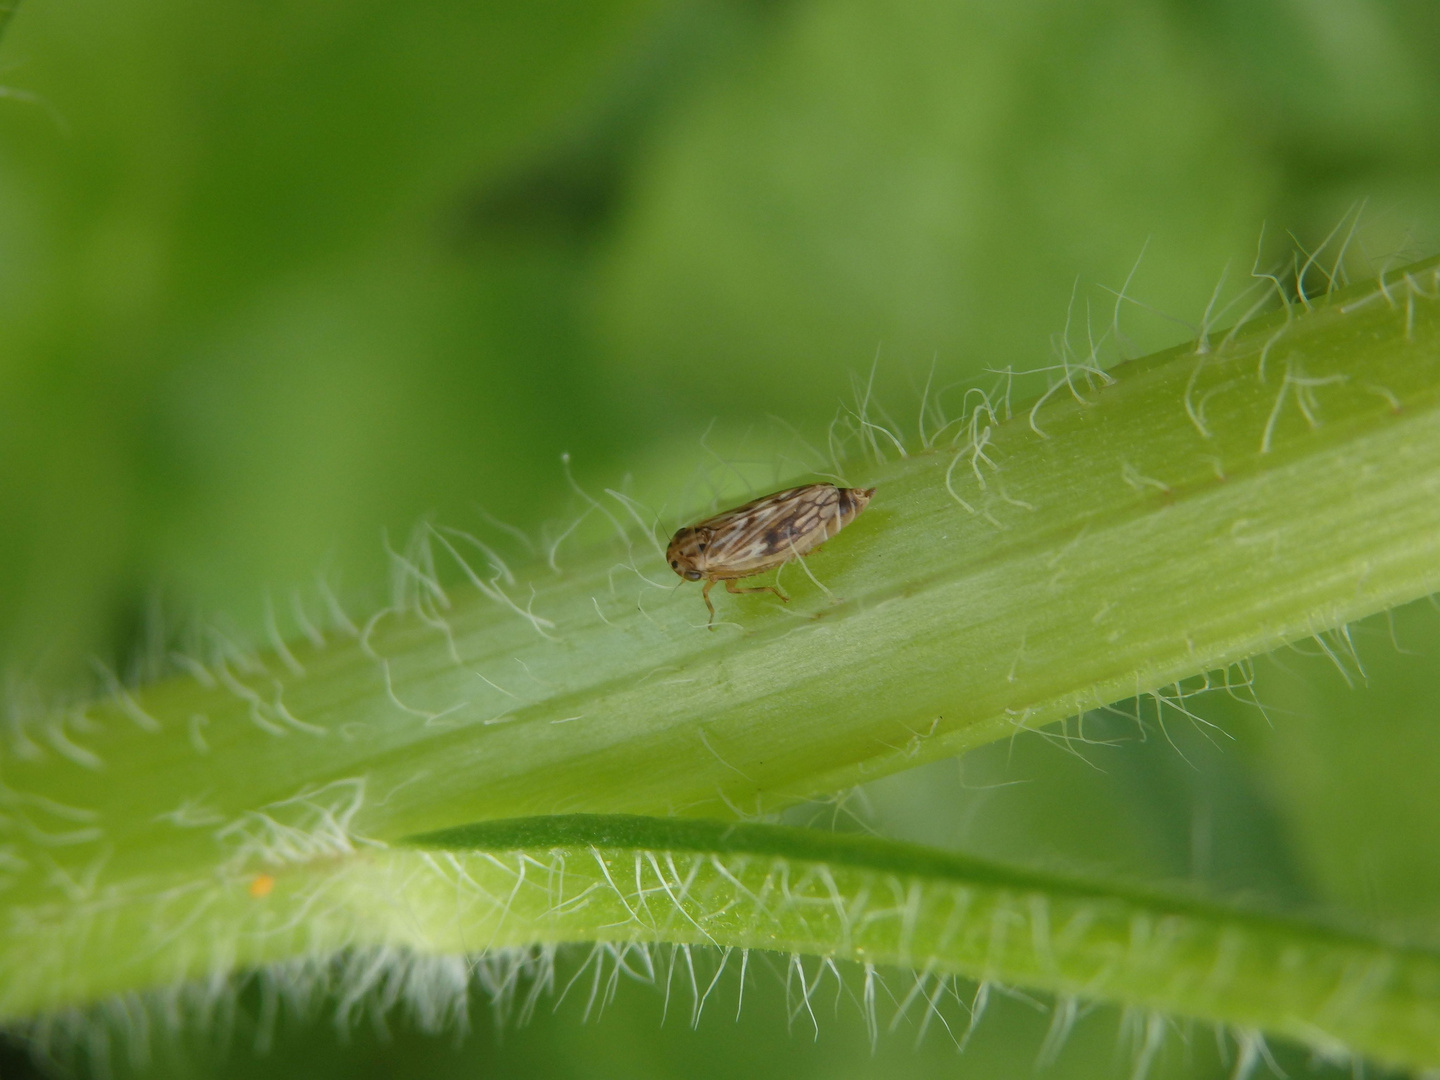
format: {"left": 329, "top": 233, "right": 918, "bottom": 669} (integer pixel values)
{"left": 699, "top": 484, "right": 842, "bottom": 575}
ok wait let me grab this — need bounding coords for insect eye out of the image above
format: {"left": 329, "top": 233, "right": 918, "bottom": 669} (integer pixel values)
{"left": 670, "top": 559, "right": 679, "bottom": 568}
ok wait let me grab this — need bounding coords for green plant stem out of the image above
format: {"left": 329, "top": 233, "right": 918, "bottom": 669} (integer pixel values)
{"left": 1, "top": 257, "right": 1438, "bottom": 1030}
{"left": 391, "top": 814, "right": 1440, "bottom": 1072}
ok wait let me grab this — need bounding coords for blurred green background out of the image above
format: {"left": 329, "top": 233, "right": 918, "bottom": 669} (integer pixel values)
{"left": 1, "top": 0, "right": 1438, "bottom": 1076}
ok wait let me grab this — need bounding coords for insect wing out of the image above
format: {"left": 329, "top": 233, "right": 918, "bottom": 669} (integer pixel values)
{"left": 700, "top": 484, "right": 841, "bottom": 574}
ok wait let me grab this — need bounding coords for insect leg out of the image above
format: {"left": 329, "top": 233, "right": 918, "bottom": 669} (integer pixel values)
{"left": 725, "top": 579, "right": 790, "bottom": 603}
{"left": 702, "top": 579, "right": 717, "bottom": 627}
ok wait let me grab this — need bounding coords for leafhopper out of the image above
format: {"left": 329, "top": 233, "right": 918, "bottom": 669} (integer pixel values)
{"left": 666, "top": 483, "right": 875, "bottom": 624}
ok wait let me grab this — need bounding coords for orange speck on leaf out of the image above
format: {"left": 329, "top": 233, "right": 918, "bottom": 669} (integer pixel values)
{"left": 249, "top": 874, "right": 275, "bottom": 899}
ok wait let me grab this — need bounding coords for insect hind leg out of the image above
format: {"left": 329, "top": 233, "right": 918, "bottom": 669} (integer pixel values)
{"left": 725, "top": 579, "right": 790, "bottom": 603}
